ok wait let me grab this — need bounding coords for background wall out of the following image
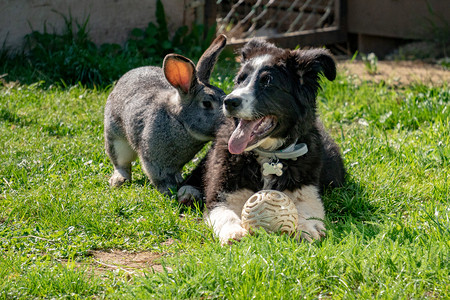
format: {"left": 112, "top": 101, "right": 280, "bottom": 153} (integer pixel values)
{"left": 347, "top": 0, "right": 450, "bottom": 56}
{"left": 347, "top": 0, "right": 449, "bottom": 40}
{"left": 0, "top": 0, "right": 197, "bottom": 51}
{"left": 1, "top": 0, "right": 449, "bottom": 56}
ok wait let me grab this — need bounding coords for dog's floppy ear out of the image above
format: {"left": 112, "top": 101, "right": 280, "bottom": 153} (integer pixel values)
{"left": 163, "top": 54, "right": 197, "bottom": 94}
{"left": 291, "top": 48, "right": 336, "bottom": 82}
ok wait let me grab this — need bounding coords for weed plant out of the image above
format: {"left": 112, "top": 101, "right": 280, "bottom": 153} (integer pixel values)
{"left": 361, "top": 52, "right": 378, "bottom": 75}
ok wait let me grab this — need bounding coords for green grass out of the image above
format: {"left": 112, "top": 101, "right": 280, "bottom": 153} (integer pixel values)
{"left": 0, "top": 64, "right": 449, "bottom": 299}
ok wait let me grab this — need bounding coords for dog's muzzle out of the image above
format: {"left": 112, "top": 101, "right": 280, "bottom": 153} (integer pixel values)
{"left": 223, "top": 97, "right": 242, "bottom": 115}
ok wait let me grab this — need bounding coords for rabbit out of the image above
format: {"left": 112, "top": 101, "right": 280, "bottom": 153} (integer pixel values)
{"left": 104, "top": 34, "right": 227, "bottom": 199}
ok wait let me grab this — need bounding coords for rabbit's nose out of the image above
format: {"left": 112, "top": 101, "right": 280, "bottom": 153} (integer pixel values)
{"left": 224, "top": 97, "right": 242, "bottom": 113}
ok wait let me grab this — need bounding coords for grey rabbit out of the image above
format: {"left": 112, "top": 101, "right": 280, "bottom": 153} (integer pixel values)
{"left": 104, "top": 34, "right": 227, "bottom": 198}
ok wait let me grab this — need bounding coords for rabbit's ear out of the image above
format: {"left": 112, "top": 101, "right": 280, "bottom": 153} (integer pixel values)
{"left": 196, "top": 34, "right": 227, "bottom": 84}
{"left": 164, "top": 54, "right": 197, "bottom": 94}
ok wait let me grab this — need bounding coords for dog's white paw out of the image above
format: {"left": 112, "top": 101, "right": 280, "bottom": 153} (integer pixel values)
{"left": 219, "top": 224, "right": 248, "bottom": 245}
{"left": 297, "top": 218, "right": 326, "bottom": 242}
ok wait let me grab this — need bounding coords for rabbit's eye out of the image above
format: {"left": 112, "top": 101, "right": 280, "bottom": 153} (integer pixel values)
{"left": 202, "top": 100, "right": 213, "bottom": 109}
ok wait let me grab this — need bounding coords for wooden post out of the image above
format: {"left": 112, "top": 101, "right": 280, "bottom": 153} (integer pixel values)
{"left": 337, "top": 0, "right": 347, "bottom": 33}
{"left": 204, "top": 0, "right": 217, "bottom": 37}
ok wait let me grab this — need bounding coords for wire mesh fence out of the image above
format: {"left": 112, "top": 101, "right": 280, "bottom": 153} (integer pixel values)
{"left": 213, "top": 0, "right": 344, "bottom": 46}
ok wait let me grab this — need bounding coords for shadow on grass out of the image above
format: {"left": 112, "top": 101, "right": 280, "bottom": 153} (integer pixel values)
{"left": 105, "top": 153, "right": 381, "bottom": 242}
{"left": 0, "top": 107, "right": 36, "bottom": 126}
{"left": 322, "top": 176, "right": 382, "bottom": 240}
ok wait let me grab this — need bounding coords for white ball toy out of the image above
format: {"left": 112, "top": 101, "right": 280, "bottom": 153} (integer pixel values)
{"left": 241, "top": 190, "right": 298, "bottom": 235}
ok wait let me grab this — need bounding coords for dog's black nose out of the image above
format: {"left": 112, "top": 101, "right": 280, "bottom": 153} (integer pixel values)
{"left": 224, "top": 97, "right": 242, "bottom": 113}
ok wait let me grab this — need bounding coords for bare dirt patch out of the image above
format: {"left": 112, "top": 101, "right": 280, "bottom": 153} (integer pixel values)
{"left": 71, "top": 238, "right": 177, "bottom": 276}
{"left": 89, "top": 249, "right": 170, "bottom": 275}
{"left": 338, "top": 60, "right": 449, "bottom": 86}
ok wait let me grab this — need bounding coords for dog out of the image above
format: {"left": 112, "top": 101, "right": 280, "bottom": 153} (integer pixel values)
{"left": 203, "top": 39, "right": 345, "bottom": 245}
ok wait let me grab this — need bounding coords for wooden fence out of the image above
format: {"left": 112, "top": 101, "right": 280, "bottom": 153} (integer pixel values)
{"left": 203, "top": 0, "right": 347, "bottom": 49}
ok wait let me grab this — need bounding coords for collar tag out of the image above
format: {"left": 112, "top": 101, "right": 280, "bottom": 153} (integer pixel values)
{"left": 262, "top": 161, "right": 283, "bottom": 176}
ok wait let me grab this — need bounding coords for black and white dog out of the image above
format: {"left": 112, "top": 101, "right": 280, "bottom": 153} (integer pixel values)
{"left": 203, "top": 39, "right": 345, "bottom": 245}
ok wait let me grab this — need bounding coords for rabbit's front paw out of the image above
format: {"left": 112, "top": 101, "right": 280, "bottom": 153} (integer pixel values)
{"left": 297, "top": 218, "right": 326, "bottom": 242}
{"left": 177, "top": 185, "right": 202, "bottom": 207}
{"left": 109, "top": 169, "right": 131, "bottom": 187}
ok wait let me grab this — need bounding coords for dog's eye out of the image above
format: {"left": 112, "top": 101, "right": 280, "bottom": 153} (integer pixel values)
{"left": 236, "top": 73, "right": 248, "bottom": 84}
{"left": 259, "top": 74, "right": 272, "bottom": 87}
{"left": 201, "top": 100, "right": 213, "bottom": 109}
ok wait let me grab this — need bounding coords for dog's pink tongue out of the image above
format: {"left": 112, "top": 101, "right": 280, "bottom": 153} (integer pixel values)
{"left": 228, "top": 119, "right": 259, "bottom": 154}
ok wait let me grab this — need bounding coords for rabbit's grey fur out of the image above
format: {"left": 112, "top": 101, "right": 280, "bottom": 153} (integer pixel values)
{"left": 104, "top": 35, "right": 227, "bottom": 195}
